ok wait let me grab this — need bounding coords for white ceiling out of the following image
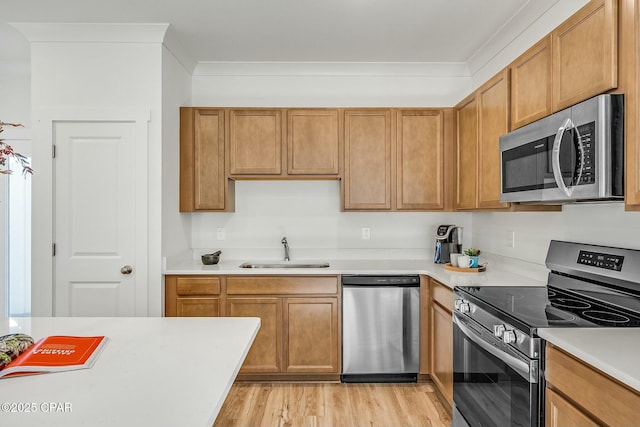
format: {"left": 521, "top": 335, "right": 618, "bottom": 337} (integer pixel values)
{"left": 1, "top": 0, "right": 536, "bottom": 64}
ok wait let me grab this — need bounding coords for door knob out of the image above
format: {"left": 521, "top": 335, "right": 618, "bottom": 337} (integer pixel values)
{"left": 121, "top": 265, "right": 133, "bottom": 275}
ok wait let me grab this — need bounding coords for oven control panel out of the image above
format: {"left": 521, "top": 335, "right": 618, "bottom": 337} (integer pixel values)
{"left": 578, "top": 250, "right": 624, "bottom": 271}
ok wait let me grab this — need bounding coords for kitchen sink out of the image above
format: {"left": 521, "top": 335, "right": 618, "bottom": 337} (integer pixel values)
{"left": 239, "top": 262, "right": 330, "bottom": 269}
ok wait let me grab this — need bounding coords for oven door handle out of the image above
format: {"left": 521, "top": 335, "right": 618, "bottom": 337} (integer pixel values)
{"left": 552, "top": 117, "right": 584, "bottom": 197}
{"left": 453, "top": 312, "right": 537, "bottom": 383}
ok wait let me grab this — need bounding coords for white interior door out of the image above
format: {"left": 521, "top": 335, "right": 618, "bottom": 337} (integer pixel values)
{"left": 54, "top": 121, "right": 138, "bottom": 316}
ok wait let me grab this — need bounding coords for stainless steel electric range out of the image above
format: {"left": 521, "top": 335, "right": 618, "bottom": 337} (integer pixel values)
{"left": 452, "top": 240, "right": 640, "bottom": 427}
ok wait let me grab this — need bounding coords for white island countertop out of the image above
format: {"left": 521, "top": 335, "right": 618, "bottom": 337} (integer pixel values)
{"left": 0, "top": 317, "right": 260, "bottom": 427}
{"left": 165, "top": 258, "right": 547, "bottom": 289}
{"left": 538, "top": 328, "right": 640, "bottom": 392}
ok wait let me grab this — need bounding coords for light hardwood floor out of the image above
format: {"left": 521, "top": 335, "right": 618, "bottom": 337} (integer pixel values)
{"left": 214, "top": 382, "right": 451, "bottom": 427}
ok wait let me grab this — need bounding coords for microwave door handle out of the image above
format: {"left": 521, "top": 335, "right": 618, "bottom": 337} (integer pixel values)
{"left": 552, "top": 118, "right": 584, "bottom": 197}
{"left": 552, "top": 118, "right": 574, "bottom": 197}
{"left": 453, "top": 312, "right": 536, "bottom": 383}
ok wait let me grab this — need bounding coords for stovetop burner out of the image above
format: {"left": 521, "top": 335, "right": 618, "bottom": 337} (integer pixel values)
{"left": 550, "top": 298, "right": 591, "bottom": 310}
{"left": 582, "top": 310, "right": 631, "bottom": 325}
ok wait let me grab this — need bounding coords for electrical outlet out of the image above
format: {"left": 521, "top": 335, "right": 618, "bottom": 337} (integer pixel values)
{"left": 507, "top": 230, "right": 515, "bottom": 248}
{"left": 216, "top": 228, "right": 226, "bottom": 241}
{"left": 361, "top": 227, "right": 371, "bottom": 240}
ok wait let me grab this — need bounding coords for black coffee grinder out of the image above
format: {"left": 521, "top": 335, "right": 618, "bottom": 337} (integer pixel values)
{"left": 434, "top": 225, "right": 462, "bottom": 264}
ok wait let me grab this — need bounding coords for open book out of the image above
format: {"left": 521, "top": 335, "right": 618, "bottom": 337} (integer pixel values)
{"left": 0, "top": 333, "right": 108, "bottom": 379}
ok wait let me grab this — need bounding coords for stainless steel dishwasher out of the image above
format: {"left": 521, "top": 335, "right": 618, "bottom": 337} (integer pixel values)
{"left": 341, "top": 275, "right": 420, "bottom": 383}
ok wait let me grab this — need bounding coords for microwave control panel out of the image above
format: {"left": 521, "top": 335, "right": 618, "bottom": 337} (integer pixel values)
{"left": 577, "top": 122, "right": 595, "bottom": 185}
{"left": 578, "top": 250, "right": 624, "bottom": 271}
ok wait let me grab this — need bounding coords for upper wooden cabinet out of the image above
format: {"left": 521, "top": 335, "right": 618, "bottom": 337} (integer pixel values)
{"left": 343, "top": 109, "right": 393, "bottom": 210}
{"left": 510, "top": 36, "right": 552, "bottom": 130}
{"left": 456, "top": 94, "right": 479, "bottom": 210}
{"left": 179, "top": 108, "right": 233, "bottom": 212}
{"left": 287, "top": 109, "right": 340, "bottom": 176}
{"left": 396, "top": 109, "right": 446, "bottom": 210}
{"left": 478, "top": 70, "right": 510, "bottom": 210}
{"left": 552, "top": 0, "right": 617, "bottom": 111}
{"left": 229, "top": 109, "right": 283, "bottom": 175}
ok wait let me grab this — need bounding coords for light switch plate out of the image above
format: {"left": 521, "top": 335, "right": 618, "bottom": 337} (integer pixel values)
{"left": 216, "top": 228, "right": 226, "bottom": 240}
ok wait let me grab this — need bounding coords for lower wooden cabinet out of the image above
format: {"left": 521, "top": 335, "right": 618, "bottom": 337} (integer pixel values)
{"left": 283, "top": 297, "right": 339, "bottom": 373}
{"left": 227, "top": 297, "right": 283, "bottom": 373}
{"left": 429, "top": 278, "right": 453, "bottom": 406}
{"left": 165, "top": 275, "right": 341, "bottom": 381}
{"left": 165, "top": 276, "right": 221, "bottom": 317}
{"left": 545, "top": 343, "right": 640, "bottom": 426}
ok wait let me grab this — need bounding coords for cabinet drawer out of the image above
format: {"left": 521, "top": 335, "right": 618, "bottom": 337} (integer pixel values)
{"left": 176, "top": 277, "right": 221, "bottom": 295}
{"left": 430, "top": 279, "right": 453, "bottom": 311}
{"left": 546, "top": 344, "right": 640, "bottom": 426}
{"left": 227, "top": 276, "right": 338, "bottom": 295}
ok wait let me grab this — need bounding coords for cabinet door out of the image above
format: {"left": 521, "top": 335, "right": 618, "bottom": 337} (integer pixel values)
{"left": 343, "top": 109, "right": 392, "bottom": 210}
{"left": 430, "top": 300, "right": 453, "bottom": 405}
{"left": 396, "top": 110, "right": 444, "bottom": 210}
{"left": 227, "top": 297, "right": 283, "bottom": 373}
{"left": 229, "top": 109, "right": 283, "bottom": 175}
{"left": 478, "top": 70, "right": 510, "bottom": 210}
{"left": 545, "top": 388, "right": 599, "bottom": 427}
{"left": 179, "top": 108, "right": 228, "bottom": 211}
{"left": 552, "top": 0, "right": 617, "bottom": 111}
{"left": 510, "top": 36, "right": 552, "bottom": 130}
{"left": 287, "top": 109, "right": 340, "bottom": 175}
{"left": 176, "top": 297, "right": 219, "bottom": 317}
{"left": 283, "top": 297, "right": 339, "bottom": 373}
{"left": 456, "top": 95, "right": 478, "bottom": 210}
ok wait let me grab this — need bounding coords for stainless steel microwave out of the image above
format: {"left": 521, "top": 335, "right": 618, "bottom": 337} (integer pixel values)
{"left": 499, "top": 94, "right": 624, "bottom": 204}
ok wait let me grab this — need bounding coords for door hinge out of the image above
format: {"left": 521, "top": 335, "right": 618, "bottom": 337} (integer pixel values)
{"left": 52, "top": 243, "right": 56, "bottom": 257}
{"left": 52, "top": 145, "right": 56, "bottom": 158}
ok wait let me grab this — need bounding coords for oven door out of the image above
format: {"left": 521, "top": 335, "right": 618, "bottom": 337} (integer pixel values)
{"left": 452, "top": 312, "right": 540, "bottom": 427}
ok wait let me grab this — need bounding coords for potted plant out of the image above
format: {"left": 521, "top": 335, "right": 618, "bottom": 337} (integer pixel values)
{"left": 464, "top": 248, "right": 481, "bottom": 268}
{"left": 0, "top": 121, "right": 32, "bottom": 175}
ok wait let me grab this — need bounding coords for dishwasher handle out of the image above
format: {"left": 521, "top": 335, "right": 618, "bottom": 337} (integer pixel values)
{"left": 341, "top": 275, "right": 420, "bottom": 286}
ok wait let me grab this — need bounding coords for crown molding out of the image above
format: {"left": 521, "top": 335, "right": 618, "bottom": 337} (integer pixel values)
{"left": 9, "top": 22, "right": 170, "bottom": 44}
{"left": 193, "top": 61, "right": 470, "bottom": 77}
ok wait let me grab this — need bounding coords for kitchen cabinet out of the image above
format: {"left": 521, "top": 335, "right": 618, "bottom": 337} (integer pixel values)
{"left": 545, "top": 343, "right": 640, "bottom": 426}
{"left": 164, "top": 276, "right": 221, "bottom": 317}
{"left": 552, "top": 0, "right": 617, "bottom": 111}
{"left": 396, "top": 109, "right": 448, "bottom": 210}
{"left": 418, "top": 275, "right": 430, "bottom": 379}
{"left": 229, "top": 109, "right": 283, "bottom": 175}
{"left": 343, "top": 109, "right": 393, "bottom": 210}
{"left": 456, "top": 70, "right": 510, "bottom": 210}
{"left": 478, "top": 70, "right": 510, "bottom": 210}
{"left": 510, "top": 36, "right": 552, "bottom": 130}
{"left": 225, "top": 275, "right": 340, "bottom": 380}
{"left": 227, "top": 297, "right": 283, "bottom": 373}
{"left": 283, "top": 297, "right": 339, "bottom": 373}
{"left": 456, "top": 94, "right": 479, "bottom": 210}
{"left": 429, "top": 278, "right": 453, "bottom": 406}
{"left": 287, "top": 109, "right": 340, "bottom": 176}
{"left": 179, "top": 108, "right": 233, "bottom": 212}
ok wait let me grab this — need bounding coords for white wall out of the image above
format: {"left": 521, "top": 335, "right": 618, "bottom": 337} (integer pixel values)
{"left": 191, "top": 181, "right": 472, "bottom": 261}
{"left": 28, "top": 35, "right": 164, "bottom": 316}
{"left": 473, "top": 203, "right": 640, "bottom": 264}
{"left": 161, "top": 45, "right": 192, "bottom": 260}
{"left": 0, "top": 62, "right": 30, "bottom": 126}
{"left": 192, "top": 62, "right": 471, "bottom": 107}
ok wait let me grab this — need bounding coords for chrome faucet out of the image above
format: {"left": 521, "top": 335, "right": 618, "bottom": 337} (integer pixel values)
{"left": 281, "top": 237, "right": 290, "bottom": 261}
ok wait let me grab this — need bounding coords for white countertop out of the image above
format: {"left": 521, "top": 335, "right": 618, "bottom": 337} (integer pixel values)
{"left": 538, "top": 328, "right": 640, "bottom": 392}
{"left": 0, "top": 317, "right": 260, "bottom": 427}
{"left": 164, "top": 258, "right": 547, "bottom": 289}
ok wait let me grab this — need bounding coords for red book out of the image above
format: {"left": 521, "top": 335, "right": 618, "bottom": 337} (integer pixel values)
{"left": 0, "top": 335, "right": 108, "bottom": 379}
